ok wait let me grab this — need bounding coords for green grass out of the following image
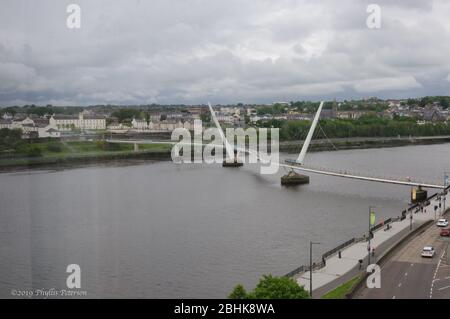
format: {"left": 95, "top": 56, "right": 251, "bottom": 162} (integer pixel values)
{"left": 321, "top": 275, "right": 362, "bottom": 299}
{"left": 0, "top": 140, "right": 173, "bottom": 167}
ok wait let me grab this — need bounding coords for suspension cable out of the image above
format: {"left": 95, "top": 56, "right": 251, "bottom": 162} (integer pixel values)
{"left": 318, "top": 123, "right": 338, "bottom": 151}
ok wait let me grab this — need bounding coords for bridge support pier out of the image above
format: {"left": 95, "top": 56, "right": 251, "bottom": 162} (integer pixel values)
{"left": 222, "top": 156, "right": 243, "bottom": 167}
{"left": 134, "top": 143, "right": 139, "bottom": 152}
{"left": 222, "top": 149, "right": 243, "bottom": 167}
{"left": 281, "top": 170, "right": 309, "bottom": 186}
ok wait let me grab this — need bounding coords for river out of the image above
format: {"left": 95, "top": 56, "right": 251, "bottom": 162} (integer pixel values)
{"left": 0, "top": 143, "right": 449, "bottom": 298}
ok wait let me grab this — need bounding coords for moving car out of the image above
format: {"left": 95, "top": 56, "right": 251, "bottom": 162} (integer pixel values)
{"left": 440, "top": 228, "right": 450, "bottom": 237}
{"left": 421, "top": 246, "right": 435, "bottom": 258}
{"left": 437, "top": 219, "right": 449, "bottom": 227}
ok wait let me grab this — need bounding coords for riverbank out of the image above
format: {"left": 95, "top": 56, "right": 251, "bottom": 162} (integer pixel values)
{"left": 1, "top": 135, "right": 449, "bottom": 172}
{"left": 0, "top": 140, "right": 172, "bottom": 172}
{"left": 280, "top": 135, "right": 450, "bottom": 153}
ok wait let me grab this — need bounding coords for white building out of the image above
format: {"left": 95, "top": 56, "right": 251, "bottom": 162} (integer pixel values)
{"left": 0, "top": 116, "right": 60, "bottom": 138}
{"left": 131, "top": 118, "right": 149, "bottom": 130}
{"left": 50, "top": 111, "right": 106, "bottom": 131}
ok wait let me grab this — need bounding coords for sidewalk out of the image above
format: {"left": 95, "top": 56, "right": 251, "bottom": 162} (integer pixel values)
{"left": 295, "top": 190, "right": 449, "bottom": 297}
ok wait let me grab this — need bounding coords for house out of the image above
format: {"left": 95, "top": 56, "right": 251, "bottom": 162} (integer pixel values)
{"left": 337, "top": 111, "right": 364, "bottom": 119}
{"left": 2, "top": 112, "right": 13, "bottom": 120}
{"left": 422, "top": 108, "right": 446, "bottom": 122}
{"left": 0, "top": 119, "right": 13, "bottom": 129}
{"left": 131, "top": 118, "right": 149, "bottom": 130}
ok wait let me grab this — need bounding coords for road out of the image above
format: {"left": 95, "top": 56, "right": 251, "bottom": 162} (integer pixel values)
{"left": 355, "top": 220, "right": 450, "bottom": 299}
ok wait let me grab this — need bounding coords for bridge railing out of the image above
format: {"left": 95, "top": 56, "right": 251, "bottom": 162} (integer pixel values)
{"left": 285, "top": 159, "right": 442, "bottom": 186}
{"left": 321, "top": 238, "right": 356, "bottom": 260}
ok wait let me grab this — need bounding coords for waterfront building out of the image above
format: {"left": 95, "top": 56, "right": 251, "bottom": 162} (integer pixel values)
{"left": 50, "top": 111, "right": 106, "bottom": 131}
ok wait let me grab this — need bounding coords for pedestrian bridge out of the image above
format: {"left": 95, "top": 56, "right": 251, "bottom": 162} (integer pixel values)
{"left": 106, "top": 101, "right": 447, "bottom": 190}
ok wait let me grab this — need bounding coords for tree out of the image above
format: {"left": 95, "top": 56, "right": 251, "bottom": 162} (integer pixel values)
{"left": 0, "top": 128, "right": 24, "bottom": 152}
{"left": 112, "top": 109, "right": 142, "bottom": 123}
{"left": 228, "top": 284, "right": 247, "bottom": 299}
{"left": 200, "top": 113, "right": 211, "bottom": 123}
{"left": 228, "top": 275, "right": 309, "bottom": 299}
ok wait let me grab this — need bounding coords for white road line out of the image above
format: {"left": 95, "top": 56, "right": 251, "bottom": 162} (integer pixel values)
{"left": 398, "top": 283, "right": 402, "bottom": 287}
{"left": 404, "top": 272, "right": 408, "bottom": 276}
{"left": 430, "top": 251, "right": 445, "bottom": 299}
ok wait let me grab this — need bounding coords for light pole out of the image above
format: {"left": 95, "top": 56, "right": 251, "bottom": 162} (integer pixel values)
{"left": 444, "top": 171, "right": 449, "bottom": 211}
{"left": 368, "top": 206, "right": 375, "bottom": 265}
{"left": 309, "top": 241, "right": 321, "bottom": 299}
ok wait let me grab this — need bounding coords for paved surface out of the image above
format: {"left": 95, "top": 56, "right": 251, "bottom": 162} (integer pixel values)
{"left": 294, "top": 191, "right": 449, "bottom": 298}
{"left": 355, "top": 220, "right": 450, "bottom": 299}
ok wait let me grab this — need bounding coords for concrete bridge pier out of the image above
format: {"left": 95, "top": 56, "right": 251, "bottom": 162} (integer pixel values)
{"left": 222, "top": 149, "right": 243, "bottom": 167}
{"left": 134, "top": 143, "right": 139, "bottom": 152}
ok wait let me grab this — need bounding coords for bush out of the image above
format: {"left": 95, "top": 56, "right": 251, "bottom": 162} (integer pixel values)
{"left": 25, "top": 145, "right": 42, "bottom": 157}
{"left": 95, "top": 141, "right": 123, "bottom": 151}
{"left": 46, "top": 143, "right": 63, "bottom": 153}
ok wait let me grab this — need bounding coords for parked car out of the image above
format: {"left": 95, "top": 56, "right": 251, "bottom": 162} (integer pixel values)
{"left": 437, "top": 219, "right": 449, "bottom": 227}
{"left": 440, "top": 228, "right": 450, "bottom": 237}
{"left": 421, "top": 246, "right": 435, "bottom": 258}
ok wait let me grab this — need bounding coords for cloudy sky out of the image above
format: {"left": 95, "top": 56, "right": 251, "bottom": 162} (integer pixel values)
{"left": 1, "top": 0, "right": 450, "bottom": 106}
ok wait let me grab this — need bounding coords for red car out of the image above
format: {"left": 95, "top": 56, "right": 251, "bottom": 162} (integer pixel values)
{"left": 440, "top": 228, "right": 450, "bottom": 237}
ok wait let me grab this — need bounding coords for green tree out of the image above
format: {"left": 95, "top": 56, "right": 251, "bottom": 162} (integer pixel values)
{"left": 228, "top": 284, "right": 247, "bottom": 299}
{"left": 200, "top": 113, "right": 211, "bottom": 123}
{"left": 0, "top": 128, "right": 24, "bottom": 152}
{"left": 112, "top": 109, "right": 142, "bottom": 123}
{"left": 229, "top": 275, "right": 309, "bottom": 299}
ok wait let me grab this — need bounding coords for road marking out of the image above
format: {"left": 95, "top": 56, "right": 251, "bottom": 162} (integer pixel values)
{"left": 430, "top": 251, "right": 445, "bottom": 299}
{"left": 392, "top": 296, "right": 396, "bottom": 299}
{"left": 404, "top": 272, "right": 408, "bottom": 276}
{"left": 398, "top": 283, "right": 402, "bottom": 287}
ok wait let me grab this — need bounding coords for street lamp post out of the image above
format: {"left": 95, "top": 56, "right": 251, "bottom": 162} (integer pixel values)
{"left": 309, "top": 241, "right": 321, "bottom": 299}
{"left": 443, "top": 171, "right": 449, "bottom": 211}
{"left": 368, "top": 206, "right": 375, "bottom": 265}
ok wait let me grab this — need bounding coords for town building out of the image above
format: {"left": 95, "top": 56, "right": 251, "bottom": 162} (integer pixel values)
{"left": 49, "top": 111, "right": 106, "bottom": 131}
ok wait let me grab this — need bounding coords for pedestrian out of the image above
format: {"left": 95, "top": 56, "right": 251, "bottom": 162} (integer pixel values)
{"left": 358, "top": 259, "right": 363, "bottom": 270}
{"left": 371, "top": 247, "right": 375, "bottom": 257}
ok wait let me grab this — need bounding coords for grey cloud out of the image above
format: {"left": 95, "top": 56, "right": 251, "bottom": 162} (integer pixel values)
{"left": 0, "top": 0, "right": 450, "bottom": 106}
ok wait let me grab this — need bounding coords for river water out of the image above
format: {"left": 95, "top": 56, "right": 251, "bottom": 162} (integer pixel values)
{"left": 0, "top": 143, "right": 449, "bottom": 298}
